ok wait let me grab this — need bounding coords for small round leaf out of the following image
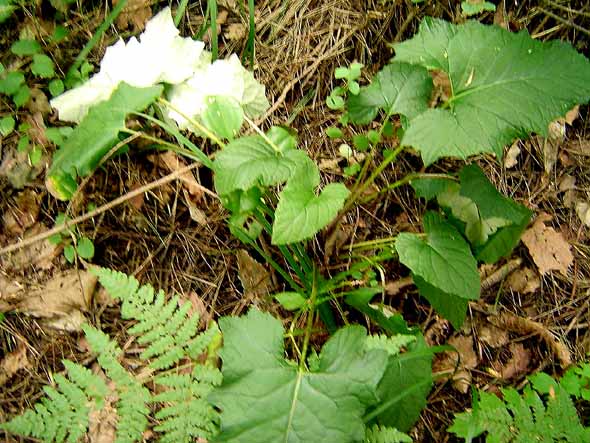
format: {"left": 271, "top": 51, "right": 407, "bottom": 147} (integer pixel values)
{"left": 201, "top": 96, "right": 244, "bottom": 141}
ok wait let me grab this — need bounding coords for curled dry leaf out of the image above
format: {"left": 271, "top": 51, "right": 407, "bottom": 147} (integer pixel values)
{"left": 225, "top": 23, "right": 247, "bottom": 41}
{"left": 113, "top": 0, "right": 152, "bottom": 32}
{"left": 2, "top": 189, "right": 41, "bottom": 236}
{"left": 0, "top": 342, "right": 31, "bottom": 387}
{"left": 521, "top": 214, "right": 573, "bottom": 276}
{"left": 490, "top": 342, "right": 531, "bottom": 380}
{"left": 477, "top": 322, "right": 509, "bottom": 349}
{"left": 506, "top": 267, "right": 541, "bottom": 294}
{"left": 158, "top": 151, "right": 203, "bottom": 197}
{"left": 488, "top": 311, "right": 571, "bottom": 367}
{"left": 435, "top": 334, "right": 478, "bottom": 394}
{"left": 504, "top": 142, "right": 521, "bottom": 169}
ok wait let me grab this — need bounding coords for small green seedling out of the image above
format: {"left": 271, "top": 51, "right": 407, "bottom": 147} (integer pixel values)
{"left": 48, "top": 213, "right": 95, "bottom": 263}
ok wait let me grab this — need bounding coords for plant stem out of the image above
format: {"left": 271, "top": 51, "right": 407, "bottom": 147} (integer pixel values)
{"left": 174, "top": 0, "right": 190, "bottom": 26}
{"left": 209, "top": 0, "right": 218, "bottom": 60}
{"left": 361, "top": 172, "right": 458, "bottom": 204}
{"left": 254, "top": 210, "right": 307, "bottom": 289}
{"left": 68, "top": 0, "right": 128, "bottom": 78}
{"left": 299, "top": 269, "right": 318, "bottom": 371}
{"left": 133, "top": 111, "right": 214, "bottom": 168}
{"left": 243, "top": 0, "right": 256, "bottom": 68}
{"left": 158, "top": 98, "right": 226, "bottom": 149}
{"left": 234, "top": 227, "right": 301, "bottom": 291}
{"left": 349, "top": 236, "right": 398, "bottom": 250}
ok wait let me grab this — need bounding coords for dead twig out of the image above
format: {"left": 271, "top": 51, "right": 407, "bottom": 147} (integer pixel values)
{"left": 0, "top": 163, "right": 216, "bottom": 256}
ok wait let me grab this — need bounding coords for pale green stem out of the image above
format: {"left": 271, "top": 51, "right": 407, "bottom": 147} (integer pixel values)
{"left": 158, "top": 98, "right": 226, "bottom": 149}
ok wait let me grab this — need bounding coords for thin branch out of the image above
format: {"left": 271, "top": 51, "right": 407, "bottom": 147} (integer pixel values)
{"left": 0, "top": 163, "right": 216, "bottom": 256}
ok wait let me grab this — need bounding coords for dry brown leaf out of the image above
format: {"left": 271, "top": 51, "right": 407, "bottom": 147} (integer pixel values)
{"left": 113, "top": 0, "right": 152, "bottom": 32}
{"left": 6, "top": 270, "right": 97, "bottom": 331}
{"left": 0, "top": 224, "right": 58, "bottom": 272}
{"left": 576, "top": 201, "right": 590, "bottom": 227}
{"left": 27, "top": 89, "right": 51, "bottom": 117}
{"left": 183, "top": 189, "right": 208, "bottom": 225}
{"left": 506, "top": 267, "right": 541, "bottom": 294}
{"left": 385, "top": 276, "right": 414, "bottom": 296}
{"left": 566, "top": 139, "right": 590, "bottom": 156}
{"left": 558, "top": 174, "right": 576, "bottom": 192}
{"left": 435, "top": 334, "right": 478, "bottom": 393}
{"left": 493, "top": 0, "right": 509, "bottom": 30}
{"left": 488, "top": 311, "right": 571, "bottom": 367}
{"left": 477, "top": 323, "right": 509, "bottom": 348}
{"left": 0, "top": 144, "right": 44, "bottom": 188}
{"left": 159, "top": 151, "right": 203, "bottom": 198}
{"left": 504, "top": 142, "right": 521, "bottom": 169}
{"left": 2, "top": 189, "right": 41, "bottom": 236}
{"left": 88, "top": 377, "right": 118, "bottom": 443}
{"left": 236, "top": 249, "right": 273, "bottom": 311}
{"left": 564, "top": 105, "right": 580, "bottom": 125}
{"left": 0, "top": 342, "right": 31, "bottom": 386}
{"left": 521, "top": 214, "right": 573, "bottom": 276}
{"left": 318, "top": 158, "right": 341, "bottom": 172}
{"left": 225, "top": 23, "right": 247, "bottom": 40}
{"left": 491, "top": 342, "right": 530, "bottom": 380}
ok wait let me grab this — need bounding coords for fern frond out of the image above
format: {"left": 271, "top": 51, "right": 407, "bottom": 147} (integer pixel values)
{"left": 0, "top": 358, "right": 108, "bottom": 442}
{"left": 83, "top": 324, "right": 150, "bottom": 443}
{"left": 152, "top": 365, "right": 222, "bottom": 442}
{"left": 92, "top": 267, "right": 214, "bottom": 370}
{"left": 365, "top": 424, "right": 413, "bottom": 443}
{"left": 366, "top": 334, "right": 416, "bottom": 356}
{"left": 449, "top": 384, "right": 590, "bottom": 442}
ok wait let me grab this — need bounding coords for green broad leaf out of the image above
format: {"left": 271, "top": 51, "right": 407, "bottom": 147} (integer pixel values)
{"left": 395, "top": 211, "right": 479, "bottom": 303}
{"left": 0, "top": 115, "right": 15, "bottom": 136}
{"left": 274, "top": 292, "right": 306, "bottom": 311}
{"left": 213, "top": 135, "right": 308, "bottom": 196}
{"left": 31, "top": 54, "right": 55, "bottom": 78}
{"left": 371, "top": 336, "right": 433, "bottom": 431}
{"left": 12, "top": 85, "right": 30, "bottom": 107}
{"left": 0, "top": 71, "right": 25, "bottom": 95}
{"left": 396, "top": 19, "right": 590, "bottom": 165}
{"left": 48, "top": 79, "right": 64, "bottom": 97}
{"left": 272, "top": 157, "right": 350, "bottom": 245}
{"left": 210, "top": 309, "right": 388, "bottom": 443}
{"left": 76, "top": 237, "right": 94, "bottom": 259}
{"left": 266, "top": 126, "right": 297, "bottom": 151}
{"left": 410, "top": 176, "right": 454, "bottom": 201}
{"left": 457, "top": 164, "right": 532, "bottom": 262}
{"left": 201, "top": 96, "right": 244, "bottom": 140}
{"left": 326, "top": 126, "right": 344, "bottom": 139}
{"left": 461, "top": 1, "right": 496, "bottom": 16}
{"left": 413, "top": 275, "right": 468, "bottom": 329}
{"left": 344, "top": 287, "right": 414, "bottom": 336}
{"left": 0, "top": 0, "right": 17, "bottom": 23}
{"left": 347, "top": 62, "right": 432, "bottom": 125}
{"left": 353, "top": 134, "right": 370, "bottom": 151}
{"left": 10, "top": 39, "right": 41, "bottom": 56}
{"left": 51, "top": 25, "right": 69, "bottom": 43}
{"left": 46, "top": 82, "right": 163, "bottom": 200}
{"left": 28, "top": 146, "right": 43, "bottom": 166}
{"left": 64, "top": 244, "right": 75, "bottom": 263}
{"left": 326, "top": 93, "right": 345, "bottom": 110}
{"left": 17, "top": 136, "right": 30, "bottom": 152}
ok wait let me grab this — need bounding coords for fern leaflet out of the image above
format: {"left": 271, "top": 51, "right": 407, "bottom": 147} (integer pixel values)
{"left": 365, "top": 425, "right": 413, "bottom": 443}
